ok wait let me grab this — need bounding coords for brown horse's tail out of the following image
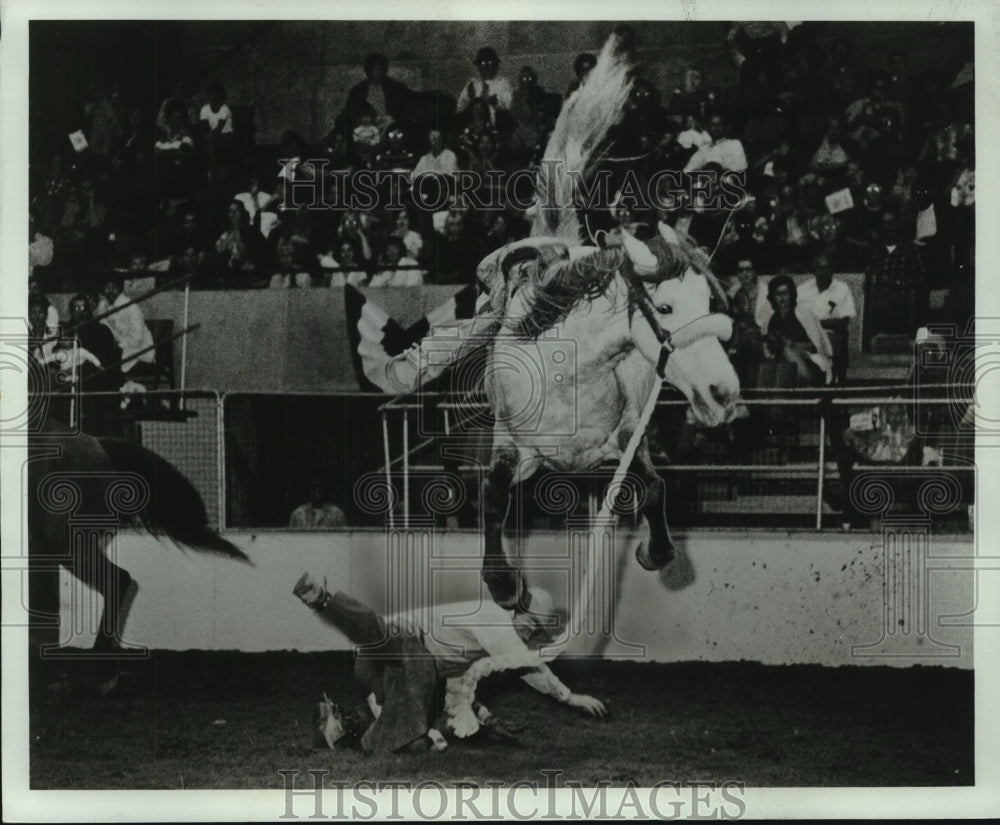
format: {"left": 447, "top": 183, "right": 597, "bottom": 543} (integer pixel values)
{"left": 97, "top": 437, "right": 250, "bottom": 563}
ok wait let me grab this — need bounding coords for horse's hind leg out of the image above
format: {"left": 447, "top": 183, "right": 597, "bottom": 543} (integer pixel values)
{"left": 70, "top": 535, "right": 138, "bottom": 654}
{"left": 480, "top": 445, "right": 525, "bottom": 610}
{"left": 626, "top": 444, "right": 676, "bottom": 571}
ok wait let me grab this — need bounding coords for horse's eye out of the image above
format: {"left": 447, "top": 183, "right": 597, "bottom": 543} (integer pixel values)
{"left": 656, "top": 304, "right": 673, "bottom": 315}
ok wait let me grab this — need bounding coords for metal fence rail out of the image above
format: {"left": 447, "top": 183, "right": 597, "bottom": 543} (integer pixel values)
{"left": 28, "top": 385, "right": 976, "bottom": 533}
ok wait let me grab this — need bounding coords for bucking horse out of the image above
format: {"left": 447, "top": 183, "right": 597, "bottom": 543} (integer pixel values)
{"left": 366, "top": 30, "right": 744, "bottom": 609}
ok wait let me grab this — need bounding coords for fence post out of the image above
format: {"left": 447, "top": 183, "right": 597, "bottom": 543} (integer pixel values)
{"left": 816, "top": 407, "right": 825, "bottom": 530}
{"left": 402, "top": 409, "right": 410, "bottom": 528}
{"left": 382, "top": 408, "right": 394, "bottom": 529}
{"left": 217, "top": 391, "right": 226, "bottom": 532}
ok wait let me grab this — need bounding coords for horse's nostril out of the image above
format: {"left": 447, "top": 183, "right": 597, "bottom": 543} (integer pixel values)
{"left": 709, "top": 384, "right": 731, "bottom": 407}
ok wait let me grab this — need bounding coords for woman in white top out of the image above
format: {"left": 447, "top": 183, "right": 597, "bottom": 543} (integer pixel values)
{"left": 391, "top": 209, "right": 424, "bottom": 261}
{"left": 321, "top": 240, "right": 369, "bottom": 288}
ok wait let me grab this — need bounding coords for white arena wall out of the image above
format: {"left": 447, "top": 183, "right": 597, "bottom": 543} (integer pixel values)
{"left": 58, "top": 529, "right": 977, "bottom": 668}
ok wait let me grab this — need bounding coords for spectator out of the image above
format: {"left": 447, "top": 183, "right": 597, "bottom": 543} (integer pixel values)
{"left": 97, "top": 276, "right": 155, "bottom": 375}
{"left": 456, "top": 47, "right": 513, "bottom": 125}
{"left": 325, "top": 130, "right": 350, "bottom": 171}
{"left": 390, "top": 209, "right": 425, "bottom": 262}
{"left": 83, "top": 82, "right": 119, "bottom": 159}
{"left": 29, "top": 215, "right": 54, "bottom": 277}
{"left": 807, "top": 115, "right": 855, "bottom": 176}
{"left": 321, "top": 239, "right": 369, "bottom": 288}
{"left": 412, "top": 129, "right": 458, "bottom": 178}
{"left": 764, "top": 274, "right": 833, "bottom": 385}
{"left": 863, "top": 210, "right": 927, "bottom": 347}
{"left": 732, "top": 257, "right": 770, "bottom": 328}
{"left": 214, "top": 200, "right": 264, "bottom": 281}
{"left": 156, "top": 81, "right": 195, "bottom": 137}
{"left": 566, "top": 52, "right": 596, "bottom": 97}
{"left": 683, "top": 113, "right": 748, "bottom": 173}
{"left": 509, "top": 67, "right": 553, "bottom": 162}
{"left": 199, "top": 81, "right": 236, "bottom": 179}
{"left": 61, "top": 294, "right": 123, "bottom": 433}
{"left": 845, "top": 72, "right": 905, "bottom": 155}
{"left": 172, "top": 244, "right": 211, "bottom": 288}
{"left": 352, "top": 104, "right": 382, "bottom": 153}
{"left": 343, "top": 53, "right": 412, "bottom": 136}
{"left": 336, "top": 210, "right": 373, "bottom": 264}
{"left": 369, "top": 236, "right": 424, "bottom": 288}
{"left": 431, "top": 208, "right": 479, "bottom": 285}
{"left": 154, "top": 107, "right": 196, "bottom": 200}
{"left": 727, "top": 257, "right": 767, "bottom": 381}
{"left": 726, "top": 22, "right": 789, "bottom": 88}
{"left": 677, "top": 114, "right": 712, "bottom": 151}
{"left": 613, "top": 79, "right": 670, "bottom": 158}
{"left": 28, "top": 276, "right": 61, "bottom": 337}
{"left": 28, "top": 296, "right": 59, "bottom": 366}
{"left": 796, "top": 252, "right": 857, "bottom": 384}
{"left": 289, "top": 479, "right": 347, "bottom": 529}
{"left": 168, "top": 206, "right": 211, "bottom": 262}
{"left": 233, "top": 171, "right": 280, "bottom": 239}
{"left": 375, "top": 126, "right": 416, "bottom": 172}
{"left": 670, "top": 66, "right": 709, "bottom": 119}
{"left": 269, "top": 232, "right": 313, "bottom": 289}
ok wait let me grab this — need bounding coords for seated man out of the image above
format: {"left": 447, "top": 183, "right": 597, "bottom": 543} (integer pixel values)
{"left": 98, "top": 276, "right": 155, "bottom": 376}
{"left": 294, "top": 573, "right": 606, "bottom": 754}
{"left": 795, "top": 252, "right": 856, "bottom": 384}
{"left": 289, "top": 478, "right": 347, "bottom": 529}
{"left": 682, "top": 113, "right": 748, "bottom": 174}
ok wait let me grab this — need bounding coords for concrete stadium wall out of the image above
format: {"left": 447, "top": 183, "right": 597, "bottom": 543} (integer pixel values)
{"left": 57, "top": 528, "right": 976, "bottom": 668}
{"left": 50, "top": 285, "right": 463, "bottom": 392}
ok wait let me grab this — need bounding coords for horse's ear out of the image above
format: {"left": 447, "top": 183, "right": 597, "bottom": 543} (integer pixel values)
{"left": 621, "top": 229, "right": 658, "bottom": 276}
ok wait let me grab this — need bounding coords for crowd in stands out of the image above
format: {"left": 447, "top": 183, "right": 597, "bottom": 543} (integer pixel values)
{"left": 28, "top": 24, "right": 974, "bottom": 396}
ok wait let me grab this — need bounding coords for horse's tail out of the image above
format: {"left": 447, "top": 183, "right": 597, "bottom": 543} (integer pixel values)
{"left": 532, "top": 27, "right": 635, "bottom": 243}
{"left": 98, "top": 437, "right": 250, "bottom": 563}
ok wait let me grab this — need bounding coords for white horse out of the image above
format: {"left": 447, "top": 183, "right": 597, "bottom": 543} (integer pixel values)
{"left": 371, "top": 30, "right": 742, "bottom": 609}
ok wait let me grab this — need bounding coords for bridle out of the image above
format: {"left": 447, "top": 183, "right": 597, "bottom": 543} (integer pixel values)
{"left": 621, "top": 266, "right": 730, "bottom": 379}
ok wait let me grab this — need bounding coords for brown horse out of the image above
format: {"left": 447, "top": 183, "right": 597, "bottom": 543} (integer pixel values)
{"left": 27, "top": 418, "right": 248, "bottom": 669}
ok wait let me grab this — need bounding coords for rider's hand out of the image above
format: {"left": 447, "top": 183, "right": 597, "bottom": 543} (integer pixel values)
{"left": 567, "top": 693, "right": 607, "bottom": 718}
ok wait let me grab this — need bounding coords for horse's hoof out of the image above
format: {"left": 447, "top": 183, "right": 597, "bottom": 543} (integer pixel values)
{"left": 635, "top": 540, "right": 675, "bottom": 571}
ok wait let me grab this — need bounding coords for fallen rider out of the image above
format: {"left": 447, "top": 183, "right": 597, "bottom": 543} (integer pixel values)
{"left": 293, "top": 573, "right": 607, "bottom": 753}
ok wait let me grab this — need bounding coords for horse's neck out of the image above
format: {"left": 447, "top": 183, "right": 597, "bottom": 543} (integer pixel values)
{"left": 549, "top": 273, "right": 633, "bottom": 364}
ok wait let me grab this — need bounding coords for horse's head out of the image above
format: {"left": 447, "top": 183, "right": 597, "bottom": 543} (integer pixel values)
{"left": 622, "top": 223, "right": 742, "bottom": 427}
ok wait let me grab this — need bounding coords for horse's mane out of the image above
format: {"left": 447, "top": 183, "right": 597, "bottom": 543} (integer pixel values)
{"left": 511, "top": 247, "right": 625, "bottom": 339}
{"left": 532, "top": 29, "right": 634, "bottom": 244}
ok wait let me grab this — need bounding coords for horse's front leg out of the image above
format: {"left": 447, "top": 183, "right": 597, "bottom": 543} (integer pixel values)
{"left": 480, "top": 445, "right": 525, "bottom": 610}
{"left": 626, "top": 444, "right": 676, "bottom": 571}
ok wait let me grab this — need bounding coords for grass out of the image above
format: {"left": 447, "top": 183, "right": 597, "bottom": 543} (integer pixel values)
{"left": 29, "top": 651, "right": 973, "bottom": 789}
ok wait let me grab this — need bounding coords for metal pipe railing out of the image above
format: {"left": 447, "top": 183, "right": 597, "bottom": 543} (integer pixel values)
{"left": 378, "top": 389, "right": 974, "bottom": 529}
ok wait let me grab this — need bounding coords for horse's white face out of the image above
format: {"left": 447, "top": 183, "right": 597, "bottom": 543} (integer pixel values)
{"left": 629, "top": 268, "right": 742, "bottom": 427}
